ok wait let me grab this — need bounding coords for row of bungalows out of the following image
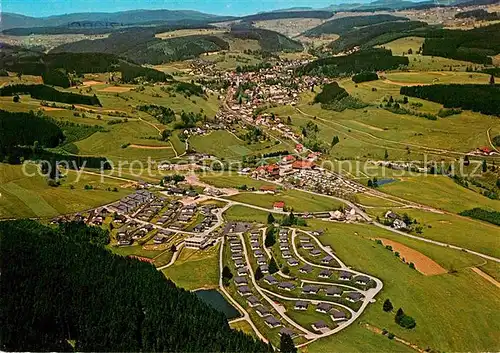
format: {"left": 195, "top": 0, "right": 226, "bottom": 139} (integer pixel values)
{"left": 112, "top": 190, "right": 155, "bottom": 214}
{"left": 135, "top": 196, "right": 167, "bottom": 222}
{"left": 156, "top": 201, "right": 183, "bottom": 225}
{"left": 192, "top": 213, "right": 218, "bottom": 233}
{"left": 278, "top": 228, "right": 300, "bottom": 267}
{"left": 293, "top": 301, "right": 348, "bottom": 321}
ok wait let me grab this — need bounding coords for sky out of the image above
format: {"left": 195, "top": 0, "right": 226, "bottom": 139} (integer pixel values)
{"left": 1, "top": 0, "right": 373, "bottom": 17}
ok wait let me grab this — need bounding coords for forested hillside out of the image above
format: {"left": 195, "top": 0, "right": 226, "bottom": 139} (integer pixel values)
{"left": 229, "top": 26, "right": 303, "bottom": 52}
{"left": 0, "top": 110, "right": 64, "bottom": 149}
{"left": 0, "top": 84, "right": 101, "bottom": 106}
{"left": 239, "top": 10, "right": 333, "bottom": 22}
{"left": 328, "top": 20, "right": 428, "bottom": 53}
{"left": 303, "top": 14, "right": 408, "bottom": 36}
{"left": 0, "top": 220, "right": 270, "bottom": 352}
{"left": 400, "top": 84, "right": 500, "bottom": 116}
{"left": 50, "top": 27, "right": 229, "bottom": 64}
{"left": 422, "top": 23, "right": 500, "bottom": 64}
{"left": 0, "top": 47, "right": 170, "bottom": 83}
{"left": 421, "top": 23, "right": 500, "bottom": 64}
{"left": 297, "top": 48, "right": 408, "bottom": 77}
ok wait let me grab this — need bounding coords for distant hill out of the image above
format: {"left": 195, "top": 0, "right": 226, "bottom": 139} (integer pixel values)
{"left": 238, "top": 10, "right": 333, "bottom": 22}
{"left": 328, "top": 20, "right": 428, "bottom": 53}
{"left": 304, "top": 14, "right": 409, "bottom": 37}
{"left": 47, "top": 23, "right": 301, "bottom": 64}
{"left": 50, "top": 27, "right": 229, "bottom": 65}
{"left": 229, "top": 25, "right": 303, "bottom": 52}
{"left": 0, "top": 9, "right": 233, "bottom": 31}
{"left": 323, "top": 0, "right": 427, "bottom": 11}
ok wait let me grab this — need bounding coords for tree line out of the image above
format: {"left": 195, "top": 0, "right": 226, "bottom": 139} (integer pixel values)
{"left": 297, "top": 49, "right": 408, "bottom": 77}
{"left": 459, "top": 208, "right": 500, "bottom": 226}
{"left": 137, "top": 105, "right": 176, "bottom": 125}
{"left": 400, "top": 84, "right": 500, "bottom": 116}
{"left": 0, "top": 220, "right": 271, "bottom": 352}
{"left": 0, "top": 84, "right": 102, "bottom": 106}
{"left": 352, "top": 72, "right": 379, "bottom": 83}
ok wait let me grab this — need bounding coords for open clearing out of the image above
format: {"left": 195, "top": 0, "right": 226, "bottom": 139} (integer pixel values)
{"left": 162, "top": 244, "right": 220, "bottom": 290}
{"left": 155, "top": 28, "right": 227, "bottom": 39}
{"left": 377, "top": 238, "right": 447, "bottom": 276}
{"left": 98, "top": 86, "right": 133, "bottom": 93}
{"left": 0, "top": 164, "right": 131, "bottom": 219}
{"left": 128, "top": 144, "right": 173, "bottom": 150}
{"left": 225, "top": 189, "right": 343, "bottom": 212}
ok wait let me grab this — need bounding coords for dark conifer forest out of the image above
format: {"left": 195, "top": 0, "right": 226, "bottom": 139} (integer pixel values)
{"left": 0, "top": 220, "right": 271, "bottom": 352}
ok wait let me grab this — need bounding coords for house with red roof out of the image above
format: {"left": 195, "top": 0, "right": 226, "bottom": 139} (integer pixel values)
{"left": 273, "top": 201, "right": 285, "bottom": 212}
{"left": 282, "top": 155, "right": 296, "bottom": 164}
{"left": 255, "top": 164, "right": 280, "bottom": 178}
{"left": 295, "top": 144, "right": 304, "bottom": 153}
{"left": 292, "top": 160, "right": 315, "bottom": 170}
{"left": 477, "top": 146, "right": 496, "bottom": 156}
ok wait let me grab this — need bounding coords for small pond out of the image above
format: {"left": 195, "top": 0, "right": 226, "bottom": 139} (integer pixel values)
{"left": 195, "top": 289, "right": 240, "bottom": 320}
{"left": 376, "top": 178, "right": 397, "bottom": 186}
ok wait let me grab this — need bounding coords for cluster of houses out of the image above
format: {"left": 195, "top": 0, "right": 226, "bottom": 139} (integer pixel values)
{"left": 297, "top": 234, "right": 337, "bottom": 266}
{"left": 277, "top": 229, "right": 300, "bottom": 267}
{"left": 110, "top": 190, "right": 156, "bottom": 214}
{"left": 284, "top": 168, "right": 364, "bottom": 199}
{"left": 115, "top": 220, "right": 156, "bottom": 246}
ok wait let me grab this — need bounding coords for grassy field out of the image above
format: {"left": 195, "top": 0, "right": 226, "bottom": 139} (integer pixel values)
{"left": 372, "top": 207, "right": 500, "bottom": 259}
{"left": 302, "top": 220, "right": 500, "bottom": 352}
{"left": 229, "top": 320, "right": 257, "bottom": 338}
{"left": 199, "top": 172, "right": 275, "bottom": 189}
{"left": 225, "top": 189, "right": 344, "bottom": 212}
{"left": 189, "top": 130, "right": 286, "bottom": 160}
{"left": 376, "top": 37, "right": 482, "bottom": 71}
{"left": 109, "top": 245, "right": 163, "bottom": 259}
{"left": 268, "top": 71, "right": 498, "bottom": 162}
{"left": 162, "top": 244, "right": 220, "bottom": 290}
{"left": 0, "top": 164, "right": 131, "bottom": 219}
{"left": 307, "top": 322, "right": 416, "bottom": 353}
{"left": 379, "top": 175, "right": 500, "bottom": 213}
{"left": 224, "top": 205, "right": 269, "bottom": 224}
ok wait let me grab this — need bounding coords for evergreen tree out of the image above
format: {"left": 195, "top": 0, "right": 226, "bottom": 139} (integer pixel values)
{"left": 464, "top": 155, "right": 470, "bottom": 166}
{"left": 384, "top": 149, "right": 389, "bottom": 160}
{"left": 265, "top": 227, "right": 276, "bottom": 248}
{"left": 269, "top": 256, "right": 279, "bottom": 274}
{"left": 395, "top": 308, "right": 404, "bottom": 324}
{"left": 490, "top": 75, "right": 495, "bottom": 85}
{"left": 367, "top": 179, "right": 373, "bottom": 187}
{"left": 267, "top": 213, "right": 275, "bottom": 224}
{"left": 255, "top": 267, "right": 264, "bottom": 281}
{"left": 280, "top": 333, "right": 297, "bottom": 353}
{"left": 222, "top": 265, "right": 233, "bottom": 281}
{"left": 482, "top": 160, "right": 487, "bottom": 173}
{"left": 383, "top": 299, "right": 393, "bottom": 312}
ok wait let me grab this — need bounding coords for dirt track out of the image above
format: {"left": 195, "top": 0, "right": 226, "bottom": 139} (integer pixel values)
{"left": 377, "top": 238, "right": 447, "bottom": 276}
{"left": 99, "top": 86, "right": 133, "bottom": 93}
{"left": 129, "top": 144, "right": 172, "bottom": 150}
{"left": 471, "top": 267, "right": 500, "bottom": 288}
